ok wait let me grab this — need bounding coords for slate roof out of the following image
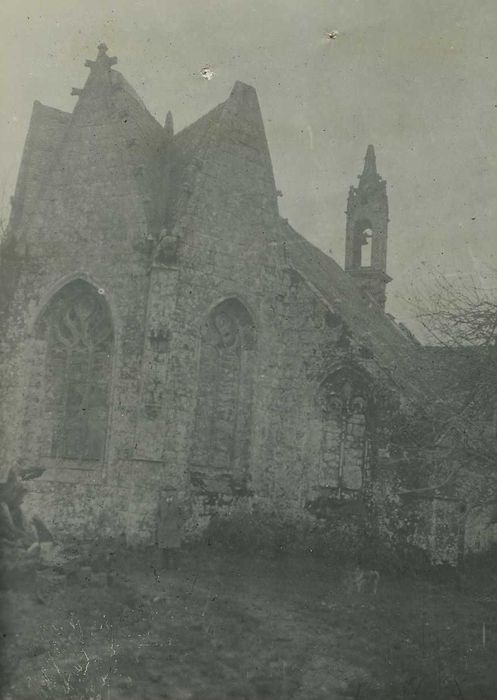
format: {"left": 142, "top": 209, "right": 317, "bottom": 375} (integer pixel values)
{"left": 164, "top": 80, "right": 428, "bottom": 399}
{"left": 168, "top": 80, "right": 279, "bottom": 235}
{"left": 8, "top": 45, "right": 166, "bottom": 239}
{"left": 10, "top": 102, "right": 71, "bottom": 230}
{"left": 277, "top": 221, "right": 430, "bottom": 398}
{"left": 166, "top": 102, "right": 225, "bottom": 228}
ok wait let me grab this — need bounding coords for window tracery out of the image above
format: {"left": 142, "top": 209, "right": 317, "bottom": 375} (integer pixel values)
{"left": 40, "top": 280, "right": 113, "bottom": 461}
{"left": 318, "top": 370, "right": 370, "bottom": 492}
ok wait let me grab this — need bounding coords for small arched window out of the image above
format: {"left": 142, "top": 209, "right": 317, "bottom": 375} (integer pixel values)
{"left": 352, "top": 219, "right": 374, "bottom": 268}
{"left": 38, "top": 280, "right": 113, "bottom": 461}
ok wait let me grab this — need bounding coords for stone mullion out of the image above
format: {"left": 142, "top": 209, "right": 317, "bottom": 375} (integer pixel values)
{"left": 362, "top": 432, "right": 370, "bottom": 487}
{"left": 337, "top": 411, "right": 347, "bottom": 498}
{"left": 233, "top": 346, "right": 253, "bottom": 484}
{"left": 57, "top": 347, "right": 72, "bottom": 458}
{"left": 212, "top": 349, "right": 239, "bottom": 473}
{"left": 80, "top": 345, "right": 94, "bottom": 459}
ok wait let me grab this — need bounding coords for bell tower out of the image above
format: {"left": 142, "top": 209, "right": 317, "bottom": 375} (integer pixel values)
{"left": 345, "top": 145, "right": 391, "bottom": 309}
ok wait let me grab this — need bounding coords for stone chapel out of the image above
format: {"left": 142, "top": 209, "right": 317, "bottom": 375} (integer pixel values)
{"left": 1, "top": 44, "right": 469, "bottom": 557}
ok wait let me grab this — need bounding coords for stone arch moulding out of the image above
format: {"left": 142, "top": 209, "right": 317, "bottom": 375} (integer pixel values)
{"left": 29, "top": 277, "right": 116, "bottom": 472}
{"left": 200, "top": 293, "right": 259, "bottom": 340}
{"left": 190, "top": 296, "right": 257, "bottom": 494}
{"left": 317, "top": 365, "right": 373, "bottom": 410}
{"left": 30, "top": 272, "right": 118, "bottom": 340}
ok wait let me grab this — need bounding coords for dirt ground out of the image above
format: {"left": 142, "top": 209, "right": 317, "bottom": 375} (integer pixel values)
{"left": 1, "top": 545, "right": 497, "bottom": 700}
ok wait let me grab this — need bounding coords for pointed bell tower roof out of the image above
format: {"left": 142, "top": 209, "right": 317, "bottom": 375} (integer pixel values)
{"left": 363, "top": 144, "right": 377, "bottom": 176}
{"left": 358, "top": 144, "right": 384, "bottom": 187}
{"left": 344, "top": 145, "right": 391, "bottom": 309}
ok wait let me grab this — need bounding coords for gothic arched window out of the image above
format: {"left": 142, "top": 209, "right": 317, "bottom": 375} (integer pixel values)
{"left": 191, "top": 298, "right": 255, "bottom": 489}
{"left": 39, "top": 280, "right": 113, "bottom": 461}
{"left": 317, "top": 370, "right": 370, "bottom": 492}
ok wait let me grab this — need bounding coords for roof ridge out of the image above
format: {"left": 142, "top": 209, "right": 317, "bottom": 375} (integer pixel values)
{"left": 277, "top": 220, "right": 429, "bottom": 398}
{"left": 9, "top": 101, "right": 71, "bottom": 234}
{"left": 173, "top": 99, "right": 226, "bottom": 142}
{"left": 32, "top": 100, "right": 72, "bottom": 119}
{"left": 110, "top": 70, "right": 163, "bottom": 134}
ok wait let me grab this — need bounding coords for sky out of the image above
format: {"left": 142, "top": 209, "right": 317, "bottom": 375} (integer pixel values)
{"left": 1, "top": 0, "right": 496, "bottom": 336}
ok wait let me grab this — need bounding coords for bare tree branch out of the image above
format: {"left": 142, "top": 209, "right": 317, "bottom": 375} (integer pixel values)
{"left": 402, "top": 268, "right": 497, "bottom": 509}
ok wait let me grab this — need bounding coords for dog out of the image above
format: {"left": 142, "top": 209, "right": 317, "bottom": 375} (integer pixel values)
{"left": 353, "top": 566, "right": 380, "bottom": 595}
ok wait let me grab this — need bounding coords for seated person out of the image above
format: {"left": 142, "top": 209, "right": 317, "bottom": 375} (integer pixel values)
{"left": 0, "top": 469, "right": 42, "bottom": 561}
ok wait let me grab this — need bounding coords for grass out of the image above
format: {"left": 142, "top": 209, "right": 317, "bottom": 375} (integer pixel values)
{"left": 2, "top": 543, "right": 497, "bottom": 699}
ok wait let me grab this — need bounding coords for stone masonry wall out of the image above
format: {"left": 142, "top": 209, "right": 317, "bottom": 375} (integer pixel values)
{"left": 1, "top": 73, "right": 407, "bottom": 547}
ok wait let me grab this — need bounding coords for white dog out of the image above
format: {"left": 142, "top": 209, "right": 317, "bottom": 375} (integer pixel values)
{"left": 353, "top": 566, "right": 380, "bottom": 595}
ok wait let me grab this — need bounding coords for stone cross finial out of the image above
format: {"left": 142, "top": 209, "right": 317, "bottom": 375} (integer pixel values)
{"left": 85, "top": 42, "right": 118, "bottom": 70}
